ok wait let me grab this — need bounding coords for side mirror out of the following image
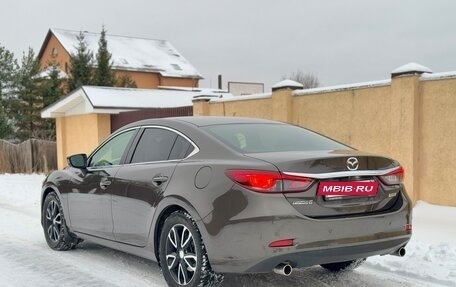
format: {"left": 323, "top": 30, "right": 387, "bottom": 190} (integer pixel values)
{"left": 67, "top": 154, "right": 88, "bottom": 169}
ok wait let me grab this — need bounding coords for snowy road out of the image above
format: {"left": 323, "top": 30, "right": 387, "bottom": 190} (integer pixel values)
{"left": 0, "top": 174, "right": 455, "bottom": 287}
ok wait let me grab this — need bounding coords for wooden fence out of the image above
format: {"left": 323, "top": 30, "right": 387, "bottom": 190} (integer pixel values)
{"left": 0, "top": 139, "right": 57, "bottom": 173}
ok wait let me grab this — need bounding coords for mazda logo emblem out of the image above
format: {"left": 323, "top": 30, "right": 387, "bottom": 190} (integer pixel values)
{"left": 347, "top": 157, "right": 359, "bottom": 171}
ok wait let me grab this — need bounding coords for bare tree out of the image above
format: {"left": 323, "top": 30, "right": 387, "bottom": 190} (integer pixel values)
{"left": 283, "top": 70, "right": 320, "bottom": 89}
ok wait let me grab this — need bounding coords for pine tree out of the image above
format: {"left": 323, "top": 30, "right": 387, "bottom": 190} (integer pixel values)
{"left": 94, "top": 26, "right": 116, "bottom": 86}
{"left": 12, "top": 48, "right": 42, "bottom": 141}
{"left": 42, "top": 64, "right": 64, "bottom": 107}
{"left": 68, "top": 32, "right": 93, "bottom": 90}
{"left": 0, "top": 44, "right": 17, "bottom": 107}
{"left": 39, "top": 63, "right": 64, "bottom": 139}
{"left": 0, "top": 44, "right": 16, "bottom": 139}
{"left": 117, "top": 73, "right": 137, "bottom": 88}
{"left": 0, "top": 107, "right": 12, "bottom": 139}
{"left": 34, "top": 62, "right": 65, "bottom": 140}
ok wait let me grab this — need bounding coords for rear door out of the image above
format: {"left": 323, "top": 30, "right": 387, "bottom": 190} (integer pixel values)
{"left": 112, "top": 127, "right": 196, "bottom": 246}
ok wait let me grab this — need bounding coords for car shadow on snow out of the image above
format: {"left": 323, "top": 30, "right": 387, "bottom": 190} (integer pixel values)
{"left": 222, "top": 268, "right": 356, "bottom": 287}
{"left": 221, "top": 265, "right": 418, "bottom": 287}
{"left": 72, "top": 243, "right": 406, "bottom": 287}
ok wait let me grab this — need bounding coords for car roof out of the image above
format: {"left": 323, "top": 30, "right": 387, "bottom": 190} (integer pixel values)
{"left": 173, "top": 116, "right": 281, "bottom": 126}
{"left": 121, "top": 116, "right": 282, "bottom": 130}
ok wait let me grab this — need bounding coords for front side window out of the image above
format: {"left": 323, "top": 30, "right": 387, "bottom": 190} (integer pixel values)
{"left": 89, "top": 130, "right": 136, "bottom": 167}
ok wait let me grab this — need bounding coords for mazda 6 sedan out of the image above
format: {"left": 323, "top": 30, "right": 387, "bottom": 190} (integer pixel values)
{"left": 41, "top": 116, "right": 412, "bottom": 287}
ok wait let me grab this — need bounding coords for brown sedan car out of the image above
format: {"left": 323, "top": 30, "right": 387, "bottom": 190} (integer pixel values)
{"left": 41, "top": 117, "right": 412, "bottom": 287}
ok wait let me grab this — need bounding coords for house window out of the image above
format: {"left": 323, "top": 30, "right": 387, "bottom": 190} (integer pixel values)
{"left": 51, "top": 47, "right": 58, "bottom": 57}
{"left": 171, "top": 64, "right": 182, "bottom": 71}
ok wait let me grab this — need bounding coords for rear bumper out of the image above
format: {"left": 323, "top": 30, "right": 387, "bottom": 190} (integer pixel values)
{"left": 244, "top": 236, "right": 409, "bottom": 272}
{"left": 199, "top": 192, "right": 412, "bottom": 274}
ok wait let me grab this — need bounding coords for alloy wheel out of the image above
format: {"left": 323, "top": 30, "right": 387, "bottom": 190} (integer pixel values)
{"left": 165, "top": 224, "right": 198, "bottom": 285}
{"left": 45, "top": 200, "right": 62, "bottom": 242}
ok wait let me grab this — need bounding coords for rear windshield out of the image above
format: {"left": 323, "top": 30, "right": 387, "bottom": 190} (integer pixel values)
{"left": 202, "top": 123, "right": 350, "bottom": 153}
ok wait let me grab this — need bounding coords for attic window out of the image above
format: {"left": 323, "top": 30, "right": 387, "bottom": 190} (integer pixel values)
{"left": 171, "top": 64, "right": 182, "bottom": 71}
{"left": 51, "top": 47, "right": 58, "bottom": 57}
{"left": 168, "top": 49, "right": 180, "bottom": 57}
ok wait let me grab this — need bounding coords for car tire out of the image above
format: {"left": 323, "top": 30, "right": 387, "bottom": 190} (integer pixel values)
{"left": 159, "top": 211, "right": 223, "bottom": 287}
{"left": 42, "top": 192, "right": 79, "bottom": 251}
{"left": 320, "top": 258, "right": 366, "bottom": 272}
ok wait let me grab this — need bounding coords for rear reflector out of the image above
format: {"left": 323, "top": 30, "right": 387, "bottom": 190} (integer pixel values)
{"left": 405, "top": 224, "right": 412, "bottom": 232}
{"left": 268, "top": 239, "right": 294, "bottom": 248}
{"left": 225, "top": 169, "right": 313, "bottom": 193}
{"left": 379, "top": 166, "right": 404, "bottom": 185}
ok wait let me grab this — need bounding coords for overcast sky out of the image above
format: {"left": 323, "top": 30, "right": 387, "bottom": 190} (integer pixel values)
{"left": 1, "top": 0, "right": 455, "bottom": 90}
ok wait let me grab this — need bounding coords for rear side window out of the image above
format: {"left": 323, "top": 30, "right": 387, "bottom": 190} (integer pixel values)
{"left": 131, "top": 128, "right": 177, "bottom": 163}
{"left": 202, "top": 123, "right": 350, "bottom": 153}
{"left": 169, "top": 135, "right": 194, "bottom": 160}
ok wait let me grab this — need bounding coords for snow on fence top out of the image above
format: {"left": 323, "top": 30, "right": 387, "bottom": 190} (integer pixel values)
{"left": 391, "top": 62, "right": 432, "bottom": 75}
{"left": 293, "top": 79, "right": 391, "bottom": 96}
{"left": 272, "top": 79, "right": 303, "bottom": 90}
{"left": 50, "top": 28, "right": 203, "bottom": 79}
{"left": 210, "top": 92, "right": 272, "bottom": 103}
{"left": 420, "top": 71, "right": 456, "bottom": 81}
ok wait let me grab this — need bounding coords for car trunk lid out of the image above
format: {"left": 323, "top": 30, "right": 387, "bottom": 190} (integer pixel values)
{"left": 246, "top": 150, "right": 404, "bottom": 218}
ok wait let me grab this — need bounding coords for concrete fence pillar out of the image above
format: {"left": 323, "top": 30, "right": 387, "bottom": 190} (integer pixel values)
{"left": 192, "top": 97, "right": 211, "bottom": 116}
{"left": 55, "top": 117, "right": 66, "bottom": 170}
{"left": 390, "top": 63, "right": 432, "bottom": 203}
{"left": 271, "top": 80, "right": 303, "bottom": 123}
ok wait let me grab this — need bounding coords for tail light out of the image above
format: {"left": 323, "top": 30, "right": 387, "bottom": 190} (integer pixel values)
{"left": 225, "top": 169, "right": 313, "bottom": 193}
{"left": 379, "top": 166, "right": 404, "bottom": 185}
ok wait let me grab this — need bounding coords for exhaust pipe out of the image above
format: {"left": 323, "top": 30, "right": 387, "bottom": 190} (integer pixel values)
{"left": 273, "top": 262, "right": 293, "bottom": 276}
{"left": 391, "top": 247, "right": 406, "bottom": 257}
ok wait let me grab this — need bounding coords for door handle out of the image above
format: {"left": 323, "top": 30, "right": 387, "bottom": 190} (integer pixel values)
{"left": 152, "top": 175, "right": 169, "bottom": 186}
{"left": 100, "top": 178, "right": 112, "bottom": 190}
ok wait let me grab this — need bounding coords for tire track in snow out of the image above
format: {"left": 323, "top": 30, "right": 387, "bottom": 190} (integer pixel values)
{"left": 0, "top": 202, "right": 38, "bottom": 217}
{"left": 0, "top": 240, "right": 117, "bottom": 287}
{"left": 0, "top": 206, "right": 165, "bottom": 287}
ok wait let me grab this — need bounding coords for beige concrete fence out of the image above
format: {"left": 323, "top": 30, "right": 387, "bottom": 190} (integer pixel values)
{"left": 0, "top": 139, "right": 57, "bottom": 173}
{"left": 193, "top": 66, "right": 456, "bottom": 207}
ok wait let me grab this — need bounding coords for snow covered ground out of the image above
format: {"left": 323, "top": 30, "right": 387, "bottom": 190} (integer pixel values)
{"left": 0, "top": 174, "right": 455, "bottom": 287}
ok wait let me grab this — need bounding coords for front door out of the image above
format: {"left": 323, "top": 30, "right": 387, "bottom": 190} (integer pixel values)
{"left": 68, "top": 129, "right": 137, "bottom": 239}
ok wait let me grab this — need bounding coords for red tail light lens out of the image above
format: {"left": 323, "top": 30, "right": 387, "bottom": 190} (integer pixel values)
{"left": 379, "top": 166, "right": 404, "bottom": 185}
{"left": 225, "top": 170, "right": 313, "bottom": 193}
{"left": 225, "top": 170, "right": 281, "bottom": 192}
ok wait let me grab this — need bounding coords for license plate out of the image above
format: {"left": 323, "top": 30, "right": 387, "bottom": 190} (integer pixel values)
{"left": 317, "top": 181, "right": 379, "bottom": 197}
